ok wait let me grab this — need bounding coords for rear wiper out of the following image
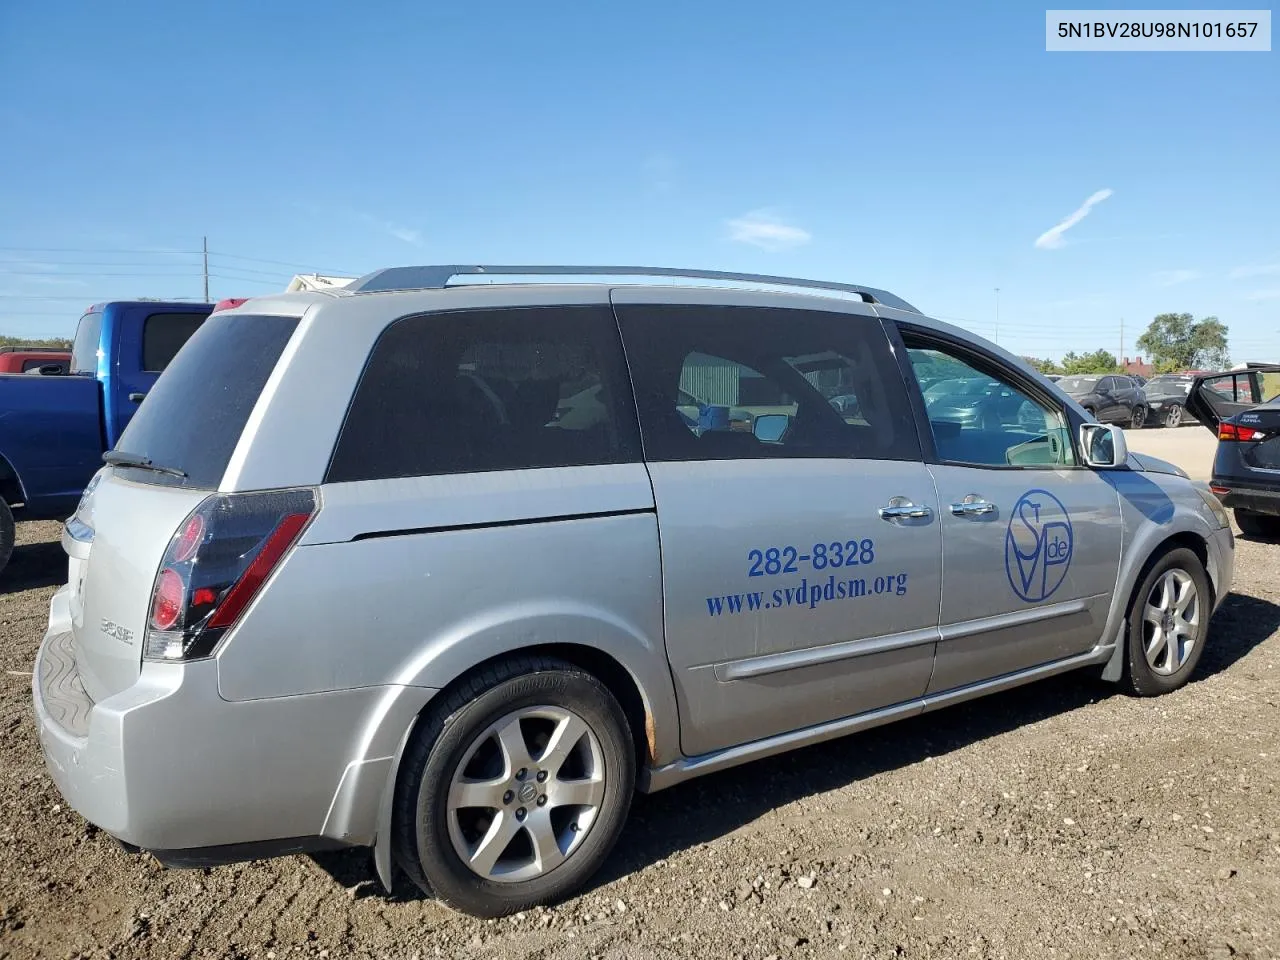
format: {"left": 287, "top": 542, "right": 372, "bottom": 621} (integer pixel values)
{"left": 102, "top": 450, "right": 188, "bottom": 479}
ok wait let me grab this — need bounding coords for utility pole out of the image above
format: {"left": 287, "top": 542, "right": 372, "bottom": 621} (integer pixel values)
{"left": 1119, "top": 317, "right": 1124, "bottom": 368}
{"left": 994, "top": 287, "right": 1000, "bottom": 345}
{"left": 202, "top": 236, "right": 209, "bottom": 302}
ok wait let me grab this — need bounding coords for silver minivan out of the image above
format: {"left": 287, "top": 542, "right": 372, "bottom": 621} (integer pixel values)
{"left": 33, "top": 266, "right": 1235, "bottom": 917}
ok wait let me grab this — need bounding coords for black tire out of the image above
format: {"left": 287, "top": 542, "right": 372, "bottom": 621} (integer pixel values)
{"left": 0, "top": 496, "right": 14, "bottom": 576}
{"left": 1163, "top": 404, "right": 1183, "bottom": 428}
{"left": 393, "top": 655, "right": 635, "bottom": 917}
{"left": 1120, "top": 547, "right": 1212, "bottom": 697}
{"left": 1234, "top": 508, "right": 1280, "bottom": 540}
{"left": 1129, "top": 405, "right": 1147, "bottom": 429}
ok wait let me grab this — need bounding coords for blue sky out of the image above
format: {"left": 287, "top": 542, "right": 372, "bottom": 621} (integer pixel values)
{"left": 0, "top": 1, "right": 1276, "bottom": 363}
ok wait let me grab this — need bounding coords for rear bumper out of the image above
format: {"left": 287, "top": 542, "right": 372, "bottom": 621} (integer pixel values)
{"left": 33, "top": 584, "right": 436, "bottom": 855}
{"left": 1210, "top": 478, "right": 1280, "bottom": 517}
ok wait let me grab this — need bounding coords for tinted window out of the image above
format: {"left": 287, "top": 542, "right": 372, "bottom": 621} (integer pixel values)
{"left": 327, "top": 305, "right": 641, "bottom": 482}
{"left": 143, "top": 312, "right": 208, "bottom": 371}
{"left": 114, "top": 314, "right": 299, "bottom": 488}
{"left": 616, "top": 304, "right": 920, "bottom": 462}
{"left": 904, "top": 335, "right": 1075, "bottom": 468}
{"left": 70, "top": 312, "right": 102, "bottom": 375}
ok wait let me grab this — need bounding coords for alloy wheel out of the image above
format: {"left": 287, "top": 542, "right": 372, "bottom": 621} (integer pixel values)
{"left": 446, "top": 706, "right": 605, "bottom": 883}
{"left": 1141, "top": 568, "right": 1200, "bottom": 676}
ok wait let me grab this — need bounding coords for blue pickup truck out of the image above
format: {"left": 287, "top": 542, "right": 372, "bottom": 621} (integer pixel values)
{"left": 0, "top": 300, "right": 213, "bottom": 574}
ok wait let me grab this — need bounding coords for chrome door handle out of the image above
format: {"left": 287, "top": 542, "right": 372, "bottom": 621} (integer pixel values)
{"left": 879, "top": 500, "right": 934, "bottom": 521}
{"left": 950, "top": 496, "right": 997, "bottom": 517}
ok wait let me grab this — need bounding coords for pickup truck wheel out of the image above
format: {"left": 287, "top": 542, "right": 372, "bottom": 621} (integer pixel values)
{"left": 0, "top": 497, "right": 14, "bottom": 575}
{"left": 1121, "top": 547, "right": 1211, "bottom": 697}
{"left": 393, "top": 655, "right": 635, "bottom": 917}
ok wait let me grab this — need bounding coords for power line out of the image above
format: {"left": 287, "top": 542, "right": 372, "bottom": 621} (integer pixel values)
{"left": 208, "top": 250, "right": 358, "bottom": 274}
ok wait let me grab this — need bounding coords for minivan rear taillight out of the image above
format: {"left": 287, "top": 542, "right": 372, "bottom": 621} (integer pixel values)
{"left": 144, "top": 488, "right": 317, "bottom": 662}
{"left": 1219, "top": 422, "right": 1266, "bottom": 442}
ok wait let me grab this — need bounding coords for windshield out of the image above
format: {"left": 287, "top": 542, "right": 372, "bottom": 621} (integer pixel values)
{"left": 1057, "top": 376, "right": 1098, "bottom": 392}
{"left": 1147, "top": 376, "right": 1191, "bottom": 393}
{"left": 113, "top": 313, "right": 299, "bottom": 488}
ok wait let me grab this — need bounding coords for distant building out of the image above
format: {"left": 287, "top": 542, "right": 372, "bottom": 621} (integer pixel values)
{"left": 1122, "top": 356, "right": 1154, "bottom": 379}
{"left": 285, "top": 274, "right": 355, "bottom": 293}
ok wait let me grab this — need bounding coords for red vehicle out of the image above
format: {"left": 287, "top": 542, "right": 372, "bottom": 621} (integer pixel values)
{"left": 0, "top": 346, "right": 71, "bottom": 375}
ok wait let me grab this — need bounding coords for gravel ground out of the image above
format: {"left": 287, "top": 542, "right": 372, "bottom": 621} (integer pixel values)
{"left": 2, "top": 518, "right": 1279, "bottom": 960}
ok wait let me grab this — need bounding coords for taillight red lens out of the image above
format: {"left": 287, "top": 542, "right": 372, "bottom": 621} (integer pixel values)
{"left": 1219, "top": 422, "right": 1265, "bottom": 441}
{"left": 150, "top": 568, "right": 185, "bottom": 631}
{"left": 213, "top": 297, "right": 248, "bottom": 313}
{"left": 172, "top": 513, "right": 205, "bottom": 563}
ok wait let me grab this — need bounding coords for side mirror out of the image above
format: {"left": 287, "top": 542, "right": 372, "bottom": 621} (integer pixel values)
{"left": 753, "top": 413, "right": 791, "bottom": 443}
{"left": 1081, "top": 423, "right": 1129, "bottom": 468}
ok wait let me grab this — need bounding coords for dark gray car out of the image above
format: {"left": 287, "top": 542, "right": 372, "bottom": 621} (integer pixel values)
{"left": 1056, "top": 374, "right": 1148, "bottom": 428}
{"left": 1142, "top": 374, "right": 1194, "bottom": 428}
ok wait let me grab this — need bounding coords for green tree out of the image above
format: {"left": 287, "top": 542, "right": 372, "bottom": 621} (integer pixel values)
{"left": 1060, "top": 349, "right": 1121, "bottom": 375}
{"left": 1022, "top": 356, "right": 1061, "bottom": 375}
{"left": 1136, "top": 313, "right": 1229, "bottom": 370}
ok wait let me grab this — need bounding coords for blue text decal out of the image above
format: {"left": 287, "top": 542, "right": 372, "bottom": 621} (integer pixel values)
{"left": 1005, "top": 489, "right": 1074, "bottom": 602}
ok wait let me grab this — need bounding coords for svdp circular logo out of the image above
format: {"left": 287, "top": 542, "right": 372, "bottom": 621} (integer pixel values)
{"left": 1005, "top": 489, "right": 1074, "bottom": 602}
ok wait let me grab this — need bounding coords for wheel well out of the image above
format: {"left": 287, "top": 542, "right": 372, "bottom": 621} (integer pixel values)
{"left": 1141, "top": 532, "right": 1213, "bottom": 607}
{"left": 425, "top": 644, "right": 654, "bottom": 773}
{"left": 0, "top": 453, "right": 23, "bottom": 507}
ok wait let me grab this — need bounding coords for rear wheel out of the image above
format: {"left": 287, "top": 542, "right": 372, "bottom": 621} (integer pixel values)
{"left": 1129, "top": 405, "right": 1147, "bottom": 429}
{"left": 1121, "top": 547, "right": 1211, "bottom": 696}
{"left": 0, "top": 497, "right": 14, "bottom": 576}
{"left": 1234, "top": 508, "right": 1280, "bottom": 539}
{"left": 393, "top": 656, "right": 635, "bottom": 917}
{"left": 1163, "top": 404, "right": 1183, "bottom": 428}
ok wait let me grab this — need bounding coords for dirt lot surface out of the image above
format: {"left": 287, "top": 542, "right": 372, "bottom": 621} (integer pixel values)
{"left": 3, "top": 502, "right": 1279, "bottom": 960}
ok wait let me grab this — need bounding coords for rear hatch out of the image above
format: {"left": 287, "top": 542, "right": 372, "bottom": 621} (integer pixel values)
{"left": 1186, "top": 365, "right": 1280, "bottom": 433}
{"left": 70, "top": 311, "right": 301, "bottom": 703}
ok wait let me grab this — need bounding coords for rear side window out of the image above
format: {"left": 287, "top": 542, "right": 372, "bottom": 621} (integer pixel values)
{"left": 143, "top": 312, "right": 207, "bottom": 372}
{"left": 114, "top": 314, "right": 299, "bottom": 488}
{"left": 326, "top": 305, "right": 642, "bottom": 482}
{"left": 71, "top": 312, "right": 102, "bottom": 375}
{"left": 615, "top": 304, "right": 921, "bottom": 462}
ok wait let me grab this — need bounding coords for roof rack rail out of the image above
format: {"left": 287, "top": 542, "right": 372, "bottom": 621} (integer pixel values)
{"left": 346, "top": 264, "right": 920, "bottom": 313}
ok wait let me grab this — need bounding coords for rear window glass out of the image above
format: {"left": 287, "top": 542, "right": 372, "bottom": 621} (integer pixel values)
{"left": 326, "top": 305, "right": 642, "bottom": 482}
{"left": 114, "top": 314, "right": 299, "bottom": 488}
{"left": 142, "top": 312, "right": 208, "bottom": 371}
{"left": 70, "top": 312, "right": 102, "bottom": 375}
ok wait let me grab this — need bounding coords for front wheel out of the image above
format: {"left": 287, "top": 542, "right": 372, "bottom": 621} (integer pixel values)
{"left": 1121, "top": 547, "right": 1211, "bottom": 696}
{"left": 1164, "top": 404, "right": 1183, "bottom": 428}
{"left": 0, "top": 497, "right": 14, "bottom": 576}
{"left": 1129, "top": 405, "right": 1147, "bottom": 429}
{"left": 394, "top": 656, "right": 635, "bottom": 917}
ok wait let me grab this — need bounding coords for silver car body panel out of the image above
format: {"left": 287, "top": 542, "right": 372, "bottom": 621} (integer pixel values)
{"left": 32, "top": 276, "right": 1235, "bottom": 875}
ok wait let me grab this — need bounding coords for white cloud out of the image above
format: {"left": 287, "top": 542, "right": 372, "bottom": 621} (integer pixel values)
{"left": 1242, "top": 288, "right": 1280, "bottom": 302}
{"left": 1229, "top": 261, "right": 1280, "bottom": 280}
{"left": 360, "top": 213, "right": 423, "bottom": 246}
{"left": 1151, "top": 269, "right": 1200, "bottom": 287}
{"left": 1033, "top": 188, "right": 1114, "bottom": 250}
{"left": 726, "top": 209, "right": 812, "bottom": 251}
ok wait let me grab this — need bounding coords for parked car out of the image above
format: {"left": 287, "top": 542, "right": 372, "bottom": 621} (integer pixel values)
{"left": 0, "top": 300, "right": 212, "bottom": 574}
{"left": 0, "top": 345, "right": 72, "bottom": 376}
{"left": 34, "top": 265, "right": 1233, "bottom": 918}
{"left": 922, "top": 376, "right": 1044, "bottom": 432}
{"left": 1142, "top": 374, "right": 1194, "bottom": 428}
{"left": 1055, "top": 374, "right": 1148, "bottom": 428}
{"left": 1186, "top": 364, "right": 1280, "bottom": 537}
